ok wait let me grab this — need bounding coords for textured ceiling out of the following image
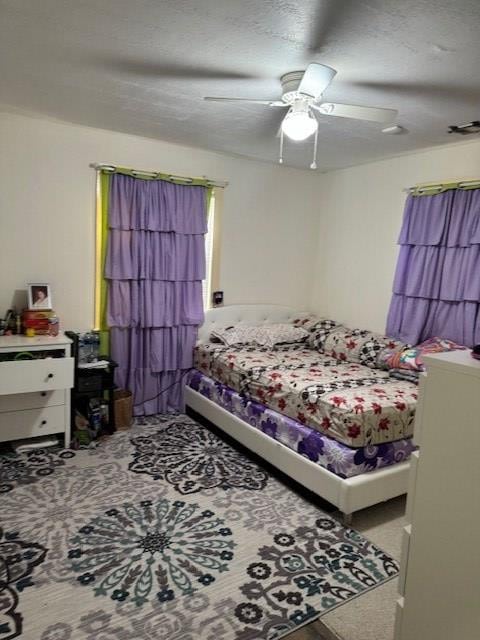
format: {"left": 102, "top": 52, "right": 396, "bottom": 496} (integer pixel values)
{"left": 1, "top": 0, "right": 480, "bottom": 170}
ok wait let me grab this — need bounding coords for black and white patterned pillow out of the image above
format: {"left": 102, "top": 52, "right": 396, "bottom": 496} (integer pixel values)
{"left": 359, "top": 337, "right": 387, "bottom": 368}
{"left": 306, "top": 319, "right": 343, "bottom": 352}
{"left": 359, "top": 336, "right": 405, "bottom": 369}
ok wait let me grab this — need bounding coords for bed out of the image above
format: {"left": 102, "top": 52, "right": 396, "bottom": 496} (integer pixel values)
{"left": 185, "top": 304, "right": 414, "bottom": 523}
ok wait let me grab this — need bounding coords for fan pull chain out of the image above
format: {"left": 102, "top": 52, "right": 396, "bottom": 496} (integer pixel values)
{"left": 310, "top": 127, "right": 318, "bottom": 170}
{"left": 279, "top": 129, "right": 284, "bottom": 164}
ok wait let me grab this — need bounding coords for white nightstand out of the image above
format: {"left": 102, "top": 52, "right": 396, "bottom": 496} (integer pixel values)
{"left": 0, "top": 333, "right": 74, "bottom": 447}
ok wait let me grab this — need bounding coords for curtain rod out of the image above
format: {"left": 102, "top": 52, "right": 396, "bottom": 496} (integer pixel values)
{"left": 90, "top": 162, "right": 228, "bottom": 188}
{"left": 403, "top": 178, "right": 480, "bottom": 195}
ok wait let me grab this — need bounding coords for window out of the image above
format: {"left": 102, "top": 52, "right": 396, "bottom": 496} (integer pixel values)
{"left": 202, "top": 188, "right": 222, "bottom": 309}
{"left": 94, "top": 174, "right": 222, "bottom": 327}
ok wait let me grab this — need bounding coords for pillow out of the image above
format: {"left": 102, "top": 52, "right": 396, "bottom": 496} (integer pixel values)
{"left": 291, "top": 314, "right": 320, "bottom": 331}
{"left": 322, "top": 327, "right": 371, "bottom": 362}
{"left": 360, "top": 336, "right": 406, "bottom": 369}
{"left": 210, "top": 323, "right": 309, "bottom": 348}
{"left": 376, "top": 343, "right": 408, "bottom": 370}
{"left": 322, "top": 327, "right": 406, "bottom": 368}
{"left": 306, "top": 318, "right": 344, "bottom": 351}
{"left": 385, "top": 337, "right": 467, "bottom": 371}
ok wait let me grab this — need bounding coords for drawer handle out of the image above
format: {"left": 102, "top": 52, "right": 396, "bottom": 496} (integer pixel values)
{"left": 41, "top": 420, "right": 47, "bottom": 425}
{"left": 47, "top": 373, "right": 54, "bottom": 379}
{"left": 41, "top": 391, "right": 47, "bottom": 397}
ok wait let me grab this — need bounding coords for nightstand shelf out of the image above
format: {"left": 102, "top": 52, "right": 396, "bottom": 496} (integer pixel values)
{"left": 65, "top": 331, "right": 117, "bottom": 435}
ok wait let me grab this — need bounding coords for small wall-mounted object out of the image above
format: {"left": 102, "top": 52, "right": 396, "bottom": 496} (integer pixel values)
{"left": 212, "top": 291, "right": 224, "bottom": 307}
{"left": 381, "top": 125, "right": 405, "bottom": 135}
{"left": 448, "top": 121, "right": 480, "bottom": 135}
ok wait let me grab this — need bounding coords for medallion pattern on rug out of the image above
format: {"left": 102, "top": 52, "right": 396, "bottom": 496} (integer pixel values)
{"left": 68, "top": 498, "right": 235, "bottom": 607}
{"left": 0, "top": 414, "right": 400, "bottom": 640}
{"left": 233, "top": 517, "right": 398, "bottom": 639}
{"left": 0, "top": 528, "right": 47, "bottom": 640}
{"left": 0, "top": 447, "right": 75, "bottom": 494}
{"left": 0, "top": 463, "right": 165, "bottom": 583}
{"left": 129, "top": 420, "right": 268, "bottom": 493}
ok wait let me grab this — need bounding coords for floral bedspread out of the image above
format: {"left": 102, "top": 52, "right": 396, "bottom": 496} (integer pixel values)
{"left": 194, "top": 343, "right": 418, "bottom": 447}
{"left": 187, "top": 370, "right": 415, "bottom": 478}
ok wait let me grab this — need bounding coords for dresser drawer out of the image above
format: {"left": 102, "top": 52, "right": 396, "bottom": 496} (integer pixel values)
{"left": 0, "top": 405, "right": 66, "bottom": 441}
{"left": 0, "top": 357, "right": 74, "bottom": 395}
{"left": 0, "top": 389, "right": 66, "bottom": 413}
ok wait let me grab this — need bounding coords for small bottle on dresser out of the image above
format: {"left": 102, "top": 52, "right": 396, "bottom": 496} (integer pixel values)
{"left": 15, "top": 313, "right": 22, "bottom": 335}
{"left": 48, "top": 314, "right": 60, "bottom": 337}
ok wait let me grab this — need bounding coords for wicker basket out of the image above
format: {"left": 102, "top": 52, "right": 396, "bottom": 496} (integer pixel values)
{"left": 114, "top": 389, "right": 133, "bottom": 430}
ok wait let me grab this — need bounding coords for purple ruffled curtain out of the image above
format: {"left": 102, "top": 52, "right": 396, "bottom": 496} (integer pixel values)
{"left": 105, "top": 174, "right": 207, "bottom": 415}
{"left": 386, "top": 189, "right": 480, "bottom": 346}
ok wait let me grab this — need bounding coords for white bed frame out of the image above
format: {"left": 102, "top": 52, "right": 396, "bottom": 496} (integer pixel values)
{"left": 186, "top": 304, "right": 410, "bottom": 522}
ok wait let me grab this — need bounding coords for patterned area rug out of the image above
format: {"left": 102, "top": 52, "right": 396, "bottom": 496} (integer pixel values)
{"left": 0, "top": 414, "right": 398, "bottom": 640}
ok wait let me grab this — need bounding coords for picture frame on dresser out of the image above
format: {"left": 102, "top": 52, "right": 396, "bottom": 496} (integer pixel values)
{"left": 27, "top": 283, "right": 52, "bottom": 310}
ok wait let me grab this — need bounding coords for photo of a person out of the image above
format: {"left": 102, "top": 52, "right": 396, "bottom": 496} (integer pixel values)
{"left": 28, "top": 284, "right": 52, "bottom": 310}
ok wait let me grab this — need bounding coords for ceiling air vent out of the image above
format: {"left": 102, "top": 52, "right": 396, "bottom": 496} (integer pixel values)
{"left": 448, "top": 121, "right": 480, "bottom": 135}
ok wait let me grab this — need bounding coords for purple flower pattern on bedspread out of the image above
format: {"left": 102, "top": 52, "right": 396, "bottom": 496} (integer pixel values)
{"left": 187, "top": 371, "right": 415, "bottom": 479}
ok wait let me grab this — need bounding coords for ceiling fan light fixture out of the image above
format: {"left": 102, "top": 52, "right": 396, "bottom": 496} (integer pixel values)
{"left": 281, "top": 103, "right": 318, "bottom": 141}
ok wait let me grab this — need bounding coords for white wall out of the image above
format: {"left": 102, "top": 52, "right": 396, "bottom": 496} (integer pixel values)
{"left": 0, "top": 111, "right": 320, "bottom": 330}
{"left": 310, "top": 140, "right": 480, "bottom": 334}
{"left": 4, "top": 110, "right": 478, "bottom": 337}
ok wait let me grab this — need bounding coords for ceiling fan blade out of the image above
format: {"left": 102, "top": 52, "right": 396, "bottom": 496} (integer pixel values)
{"left": 87, "top": 54, "right": 259, "bottom": 81}
{"left": 313, "top": 102, "right": 397, "bottom": 123}
{"left": 298, "top": 63, "right": 336, "bottom": 99}
{"left": 204, "top": 97, "right": 287, "bottom": 106}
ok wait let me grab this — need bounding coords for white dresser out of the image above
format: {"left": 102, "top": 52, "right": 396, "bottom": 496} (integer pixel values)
{"left": 395, "top": 350, "right": 480, "bottom": 640}
{"left": 0, "top": 334, "right": 74, "bottom": 447}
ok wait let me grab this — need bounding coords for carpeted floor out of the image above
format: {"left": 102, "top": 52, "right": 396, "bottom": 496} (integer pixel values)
{"left": 0, "top": 414, "right": 399, "bottom": 640}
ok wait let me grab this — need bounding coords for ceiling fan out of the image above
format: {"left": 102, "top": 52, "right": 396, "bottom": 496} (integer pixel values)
{"left": 204, "top": 62, "right": 398, "bottom": 168}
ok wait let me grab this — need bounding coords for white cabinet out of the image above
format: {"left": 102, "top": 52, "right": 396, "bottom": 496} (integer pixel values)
{"left": 0, "top": 334, "right": 73, "bottom": 447}
{"left": 394, "top": 351, "right": 480, "bottom": 640}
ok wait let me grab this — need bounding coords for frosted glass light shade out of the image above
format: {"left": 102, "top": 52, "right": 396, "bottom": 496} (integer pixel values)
{"left": 282, "top": 110, "right": 318, "bottom": 141}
